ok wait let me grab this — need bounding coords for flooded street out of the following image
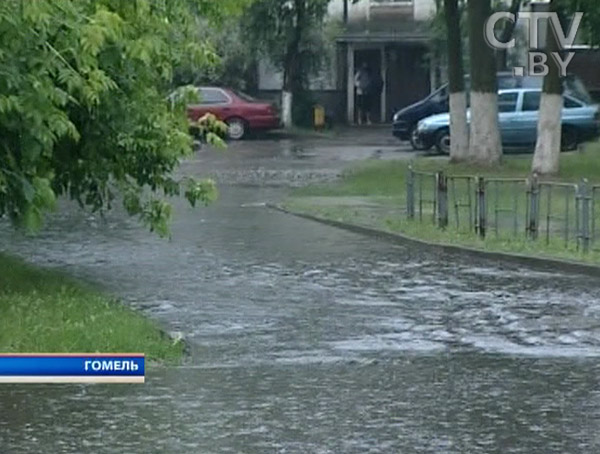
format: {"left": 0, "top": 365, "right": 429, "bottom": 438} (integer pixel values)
{"left": 1, "top": 136, "right": 600, "bottom": 453}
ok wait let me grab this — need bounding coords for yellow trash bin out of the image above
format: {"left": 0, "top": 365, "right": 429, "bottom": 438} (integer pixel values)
{"left": 313, "top": 105, "right": 325, "bottom": 130}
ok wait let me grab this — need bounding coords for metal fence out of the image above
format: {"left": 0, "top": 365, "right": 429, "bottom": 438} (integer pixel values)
{"left": 406, "top": 166, "right": 600, "bottom": 254}
{"left": 406, "top": 169, "right": 437, "bottom": 224}
{"left": 593, "top": 185, "right": 600, "bottom": 251}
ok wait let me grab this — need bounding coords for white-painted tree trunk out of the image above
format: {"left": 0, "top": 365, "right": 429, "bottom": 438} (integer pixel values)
{"left": 532, "top": 94, "right": 563, "bottom": 175}
{"left": 281, "top": 90, "right": 293, "bottom": 128}
{"left": 468, "top": 91, "right": 502, "bottom": 165}
{"left": 449, "top": 91, "right": 469, "bottom": 162}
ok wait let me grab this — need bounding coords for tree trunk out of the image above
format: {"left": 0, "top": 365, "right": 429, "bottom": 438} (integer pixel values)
{"left": 281, "top": 49, "right": 300, "bottom": 129}
{"left": 281, "top": 58, "right": 303, "bottom": 128}
{"left": 495, "top": 0, "right": 522, "bottom": 71}
{"left": 532, "top": 0, "right": 563, "bottom": 175}
{"left": 445, "top": 0, "right": 469, "bottom": 162}
{"left": 467, "top": 0, "right": 502, "bottom": 165}
{"left": 281, "top": 91, "right": 293, "bottom": 128}
{"left": 280, "top": 0, "right": 306, "bottom": 129}
{"left": 282, "top": 53, "right": 295, "bottom": 128}
{"left": 432, "top": 0, "right": 443, "bottom": 90}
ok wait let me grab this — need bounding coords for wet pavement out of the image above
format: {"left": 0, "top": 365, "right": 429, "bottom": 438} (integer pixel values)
{"left": 1, "top": 136, "right": 600, "bottom": 453}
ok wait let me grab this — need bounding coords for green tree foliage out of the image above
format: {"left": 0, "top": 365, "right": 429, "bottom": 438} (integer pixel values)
{"left": 246, "top": 0, "right": 330, "bottom": 88}
{"left": 563, "top": 0, "right": 599, "bottom": 45}
{"left": 173, "top": 0, "right": 257, "bottom": 91}
{"left": 175, "top": 19, "right": 258, "bottom": 92}
{"left": 245, "top": 0, "right": 332, "bottom": 124}
{"left": 429, "top": 1, "right": 523, "bottom": 78}
{"left": 0, "top": 0, "right": 241, "bottom": 236}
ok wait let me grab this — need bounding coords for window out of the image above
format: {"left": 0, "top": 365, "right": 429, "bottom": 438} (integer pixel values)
{"left": 564, "top": 96, "right": 583, "bottom": 109}
{"left": 498, "top": 92, "right": 518, "bottom": 113}
{"left": 199, "top": 88, "right": 229, "bottom": 105}
{"left": 522, "top": 92, "right": 541, "bottom": 112}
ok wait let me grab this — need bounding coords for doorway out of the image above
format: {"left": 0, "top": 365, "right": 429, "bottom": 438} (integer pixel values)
{"left": 386, "top": 45, "right": 431, "bottom": 119}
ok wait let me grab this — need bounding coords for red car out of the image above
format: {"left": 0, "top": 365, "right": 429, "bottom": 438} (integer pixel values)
{"left": 186, "top": 87, "right": 281, "bottom": 140}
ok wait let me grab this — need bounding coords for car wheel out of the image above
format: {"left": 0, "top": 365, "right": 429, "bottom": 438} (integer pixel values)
{"left": 561, "top": 127, "right": 578, "bottom": 151}
{"left": 226, "top": 117, "right": 247, "bottom": 140}
{"left": 409, "top": 125, "right": 429, "bottom": 151}
{"left": 435, "top": 129, "right": 451, "bottom": 155}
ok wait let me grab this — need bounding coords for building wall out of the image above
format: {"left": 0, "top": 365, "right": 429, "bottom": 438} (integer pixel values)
{"left": 256, "top": 89, "right": 347, "bottom": 125}
{"left": 327, "top": 0, "right": 369, "bottom": 22}
{"left": 570, "top": 50, "right": 600, "bottom": 101}
{"left": 257, "top": 57, "right": 337, "bottom": 92}
{"left": 258, "top": 60, "right": 283, "bottom": 91}
{"left": 386, "top": 45, "right": 431, "bottom": 118}
{"left": 413, "top": 0, "right": 437, "bottom": 21}
{"left": 327, "top": 0, "right": 437, "bottom": 23}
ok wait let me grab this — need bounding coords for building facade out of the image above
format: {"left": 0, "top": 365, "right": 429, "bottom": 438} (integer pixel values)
{"left": 257, "top": 0, "right": 439, "bottom": 124}
{"left": 334, "top": 0, "right": 438, "bottom": 124}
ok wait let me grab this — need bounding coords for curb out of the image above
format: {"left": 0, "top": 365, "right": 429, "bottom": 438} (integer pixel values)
{"left": 268, "top": 204, "right": 600, "bottom": 278}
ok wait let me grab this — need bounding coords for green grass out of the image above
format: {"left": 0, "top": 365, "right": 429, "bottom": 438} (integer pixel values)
{"left": 0, "top": 254, "right": 184, "bottom": 362}
{"left": 295, "top": 144, "right": 600, "bottom": 198}
{"left": 287, "top": 143, "right": 600, "bottom": 265}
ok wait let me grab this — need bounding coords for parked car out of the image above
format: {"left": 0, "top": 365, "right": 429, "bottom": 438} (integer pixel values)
{"left": 414, "top": 88, "right": 600, "bottom": 154}
{"left": 186, "top": 87, "right": 281, "bottom": 140}
{"left": 392, "top": 73, "right": 592, "bottom": 150}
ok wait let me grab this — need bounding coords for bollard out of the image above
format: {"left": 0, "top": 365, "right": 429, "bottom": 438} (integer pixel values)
{"left": 406, "top": 165, "right": 415, "bottom": 219}
{"left": 313, "top": 105, "right": 325, "bottom": 131}
{"left": 527, "top": 173, "right": 540, "bottom": 240}
{"left": 476, "top": 177, "right": 486, "bottom": 239}
{"left": 437, "top": 171, "right": 448, "bottom": 229}
{"left": 578, "top": 179, "right": 591, "bottom": 253}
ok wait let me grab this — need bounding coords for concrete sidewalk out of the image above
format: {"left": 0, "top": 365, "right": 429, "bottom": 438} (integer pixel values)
{"left": 265, "top": 124, "right": 403, "bottom": 147}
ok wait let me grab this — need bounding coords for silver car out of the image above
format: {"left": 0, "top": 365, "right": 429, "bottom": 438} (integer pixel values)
{"left": 416, "top": 88, "right": 600, "bottom": 154}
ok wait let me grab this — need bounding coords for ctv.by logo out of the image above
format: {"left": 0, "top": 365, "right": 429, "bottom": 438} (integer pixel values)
{"left": 485, "top": 12, "right": 583, "bottom": 77}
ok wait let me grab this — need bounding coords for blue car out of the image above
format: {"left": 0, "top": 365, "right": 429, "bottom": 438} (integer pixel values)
{"left": 415, "top": 88, "right": 600, "bottom": 154}
{"left": 393, "top": 74, "right": 592, "bottom": 150}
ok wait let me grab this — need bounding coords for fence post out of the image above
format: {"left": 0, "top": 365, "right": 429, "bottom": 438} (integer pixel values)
{"left": 406, "top": 165, "right": 415, "bottom": 219}
{"left": 527, "top": 173, "right": 540, "bottom": 240}
{"left": 476, "top": 177, "right": 486, "bottom": 239}
{"left": 592, "top": 186, "right": 597, "bottom": 249}
{"left": 437, "top": 171, "right": 448, "bottom": 229}
{"left": 578, "top": 179, "right": 590, "bottom": 253}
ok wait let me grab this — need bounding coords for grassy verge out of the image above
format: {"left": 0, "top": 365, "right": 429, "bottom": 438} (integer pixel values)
{"left": 286, "top": 143, "right": 600, "bottom": 265}
{"left": 295, "top": 145, "right": 600, "bottom": 197}
{"left": 0, "top": 254, "right": 184, "bottom": 362}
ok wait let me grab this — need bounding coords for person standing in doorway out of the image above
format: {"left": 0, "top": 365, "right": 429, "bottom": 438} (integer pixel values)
{"left": 354, "top": 62, "right": 371, "bottom": 125}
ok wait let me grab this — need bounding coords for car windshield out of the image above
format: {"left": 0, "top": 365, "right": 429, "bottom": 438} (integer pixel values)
{"left": 234, "top": 90, "right": 257, "bottom": 102}
{"left": 426, "top": 85, "right": 448, "bottom": 102}
{"left": 565, "top": 76, "right": 593, "bottom": 104}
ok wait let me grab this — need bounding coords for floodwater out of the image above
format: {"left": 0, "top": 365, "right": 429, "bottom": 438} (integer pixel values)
{"left": 1, "top": 137, "right": 600, "bottom": 453}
